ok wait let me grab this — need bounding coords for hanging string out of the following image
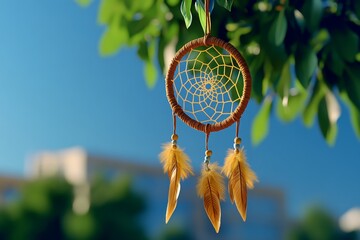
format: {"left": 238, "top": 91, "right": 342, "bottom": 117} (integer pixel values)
{"left": 204, "top": 124, "right": 211, "bottom": 170}
{"left": 172, "top": 112, "right": 177, "bottom": 135}
{"left": 204, "top": 123, "right": 210, "bottom": 150}
{"left": 235, "top": 120, "right": 240, "bottom": 138}
{"left": 205, "top": 133, "right": 210, "bottom": 150}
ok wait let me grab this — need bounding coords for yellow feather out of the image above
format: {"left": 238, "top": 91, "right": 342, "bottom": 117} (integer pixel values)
{"left": 159, "top": 143, "right": 193, "bottom": 223}
{"left": 197, "top": 163, "right": 225, "bottom": 233}
{"left": 159, "top": 143, "right": 193, "bottom": 179}
{"left": 223, "top": 148, "right": 258, "bottom": 221}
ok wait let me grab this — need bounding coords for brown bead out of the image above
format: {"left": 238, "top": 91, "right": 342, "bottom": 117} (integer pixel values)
{"left": 171, "top": 134, "right": 178, "bottom": 141}
{"left": 234, "top": 137, "right": 241, "bottom": 144}
{"left": 205, "top": 150, "right": 212, "bottom": 156}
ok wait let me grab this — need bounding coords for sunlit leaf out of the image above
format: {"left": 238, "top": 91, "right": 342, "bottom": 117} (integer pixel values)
{"left": 144, "top": 61, "right": 157, "bottom": 88}
{"left": 303, "top": 80, "right": 326, "bottom": 126}
{"left": 98, "top": 0, "right": 117, "bottom": 24}
{"left": 195, "top": 1, "right": 206, "bottom": 33}
{"left": 125, "top": 0, "right": 153, "bottom": 12}
{"left": 251, "top": 96, "right": 272, "bottom": 145}
{"left": 144, "top": 40, "right": 158, "bottom": 88}
{"left": 317, "top": 97, "right": 338, "bottom": 145}
{"left": 325, "top": 90, "right": 341, "bottom": 125}
{"left": 167, "top": 0, "right": 181, "bottom": 7}
{"left": 311, "top": 29, "right": 329, "bottom": 53}
{"left": 276, "top": 87, "right": 308, "bottom": 122}
{"left": 276, "top": 60, "right": 291, "bottom": 99}
{"left": 216, "top": 0, "right": 233, "bottom": 11}
{"left": 295, "top": 44, "right": 317, "bottom": 88}
{"left": 181, "top": 0, "right": 193, "bottom": 28}
{"left": 269, "top": 10, "right": 287, "bottom": 46}
{"left": 99, "top": 17, "right": 128, "bottom": 56}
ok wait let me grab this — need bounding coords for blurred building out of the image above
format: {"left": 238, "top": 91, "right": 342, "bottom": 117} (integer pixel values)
{"left": 25, "top": 147, "right": 287, "bottom": 240}
{"left": 0, "top": 147, "right": 287, "bottom": 239}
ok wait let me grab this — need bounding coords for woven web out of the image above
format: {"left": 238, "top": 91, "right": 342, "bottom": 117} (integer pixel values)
{"left": 173, "top": 45, "right": 244, "bottom": 124}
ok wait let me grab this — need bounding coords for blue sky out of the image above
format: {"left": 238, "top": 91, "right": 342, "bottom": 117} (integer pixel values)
{"left": 0, "top": 0, "right": 359, "bottom": 219}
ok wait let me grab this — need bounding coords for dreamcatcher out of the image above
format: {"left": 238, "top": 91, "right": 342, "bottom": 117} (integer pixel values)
{"left": 159, "top": 0, "right": 257, "bottom": 233}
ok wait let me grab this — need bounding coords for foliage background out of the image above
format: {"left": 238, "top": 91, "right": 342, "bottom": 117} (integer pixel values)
{"left": 78, "top": 0, "right": 360, "bottom": 145}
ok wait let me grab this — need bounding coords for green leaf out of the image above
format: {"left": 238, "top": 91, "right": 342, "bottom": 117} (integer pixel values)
{"left": 303, "top": 80, "right": 326, "bottom": 126}
{"left": 99, "top": 17, "right": 128, "bottom": 56}
{"left": 125, "top": 0, "right": 153, "bottom": 12}
{"left": 326, "top": 49, "right": 344, "bottom": 77}
{"left": 216, "top": 0, "right": 233, "bottom": 11}
{"left": 195, "top": 1, "right": 206, "bottom": 33}
{"left": 332, "top": 27, "right": 359, "bottom": 62}
{"left": 167, "top": 0, "right": 181, "bottom": 7}
{"left": 295, "top": 44, "right": 318, "bottom": 88}
{"left": 340, "top": 92, "right": 360, "bottom": 138}
{"left": 249, "top": 54, "right": 265, "bottom": 102}
{"left": 137, "top": 41, "right": 148, "bottom": 61}
{"left": 317, "top": 97, "right": 338, "bottom": 145}
{"left": 143, "top": 40, "right": 157, "bottom": 88}
{"left": 251, "top": 96, "right": 273, "bottom": 145}
{"left": 98, "top": 0, "right": 117, "bottom": 25}
{"left": 75, "top": 0, "right": 92, "bottom": 7}
{"left": 180, "top": 0, "right": 193, "bottom": 28}
{"left": 269, "top": 10, "right": 288, "bottom": 46}
{"left": 301, "top": 0, "right": 322, "bottom": 31}
{"left": 343, "top": 63, "right": 360, "bottom": 112}
{"left": 276, "top": 87, "right": 308, "bottom": 122}
{"left": 144, "top": 61, "right": 157, "bottom": 88}
{"left": 251, "top": 68, "right": 265, "bottom": 103}
{"left": 350, "top": 106, "right": 360, "bottom": 138}
{"left": 276, "top": 60, "right": 291, "bottom": 99}
{"left": 311, "top": 29, "right": 329, "bottom": 53}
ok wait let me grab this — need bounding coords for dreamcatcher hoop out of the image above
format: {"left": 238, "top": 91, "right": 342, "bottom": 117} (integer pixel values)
{"left": 165, "top": 36, "right": 252, "bottom": 133}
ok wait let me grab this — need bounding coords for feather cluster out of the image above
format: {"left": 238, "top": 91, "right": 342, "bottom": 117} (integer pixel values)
{"left": 159, "top": 143, "right": 193, "bottom": 223}
{"left": 197, "top": 163, "right": 225, "bottom": 233}
{"left": 223, "top": 148, "right": 257, "bottom": 221}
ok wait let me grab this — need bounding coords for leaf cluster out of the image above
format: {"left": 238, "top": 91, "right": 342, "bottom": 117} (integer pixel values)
{"left": 77, "top": 0, "right": 360, "bottom": 145}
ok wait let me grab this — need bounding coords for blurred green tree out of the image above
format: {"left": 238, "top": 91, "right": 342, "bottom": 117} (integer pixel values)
{"left": 76, "top": 0, "right": 360, "bottom": 145}
{"left": 158, "top": 226, "right": 195, "bottom": 240}
{"left": 287, "top": 206, "right": 357, "bottom": 240}
{"left": 0, "top": 177, "right": 149, "bottom": 240}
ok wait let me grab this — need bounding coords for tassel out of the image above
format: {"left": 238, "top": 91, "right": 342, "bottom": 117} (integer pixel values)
{"left": 159, "top": 135, "right": 193, "bottom": 223}
{"left": 223, "top": 142, "right": 257, "bottom": 221}
{"left": 197, "top": 163, "right": 225, "bottom": 233}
